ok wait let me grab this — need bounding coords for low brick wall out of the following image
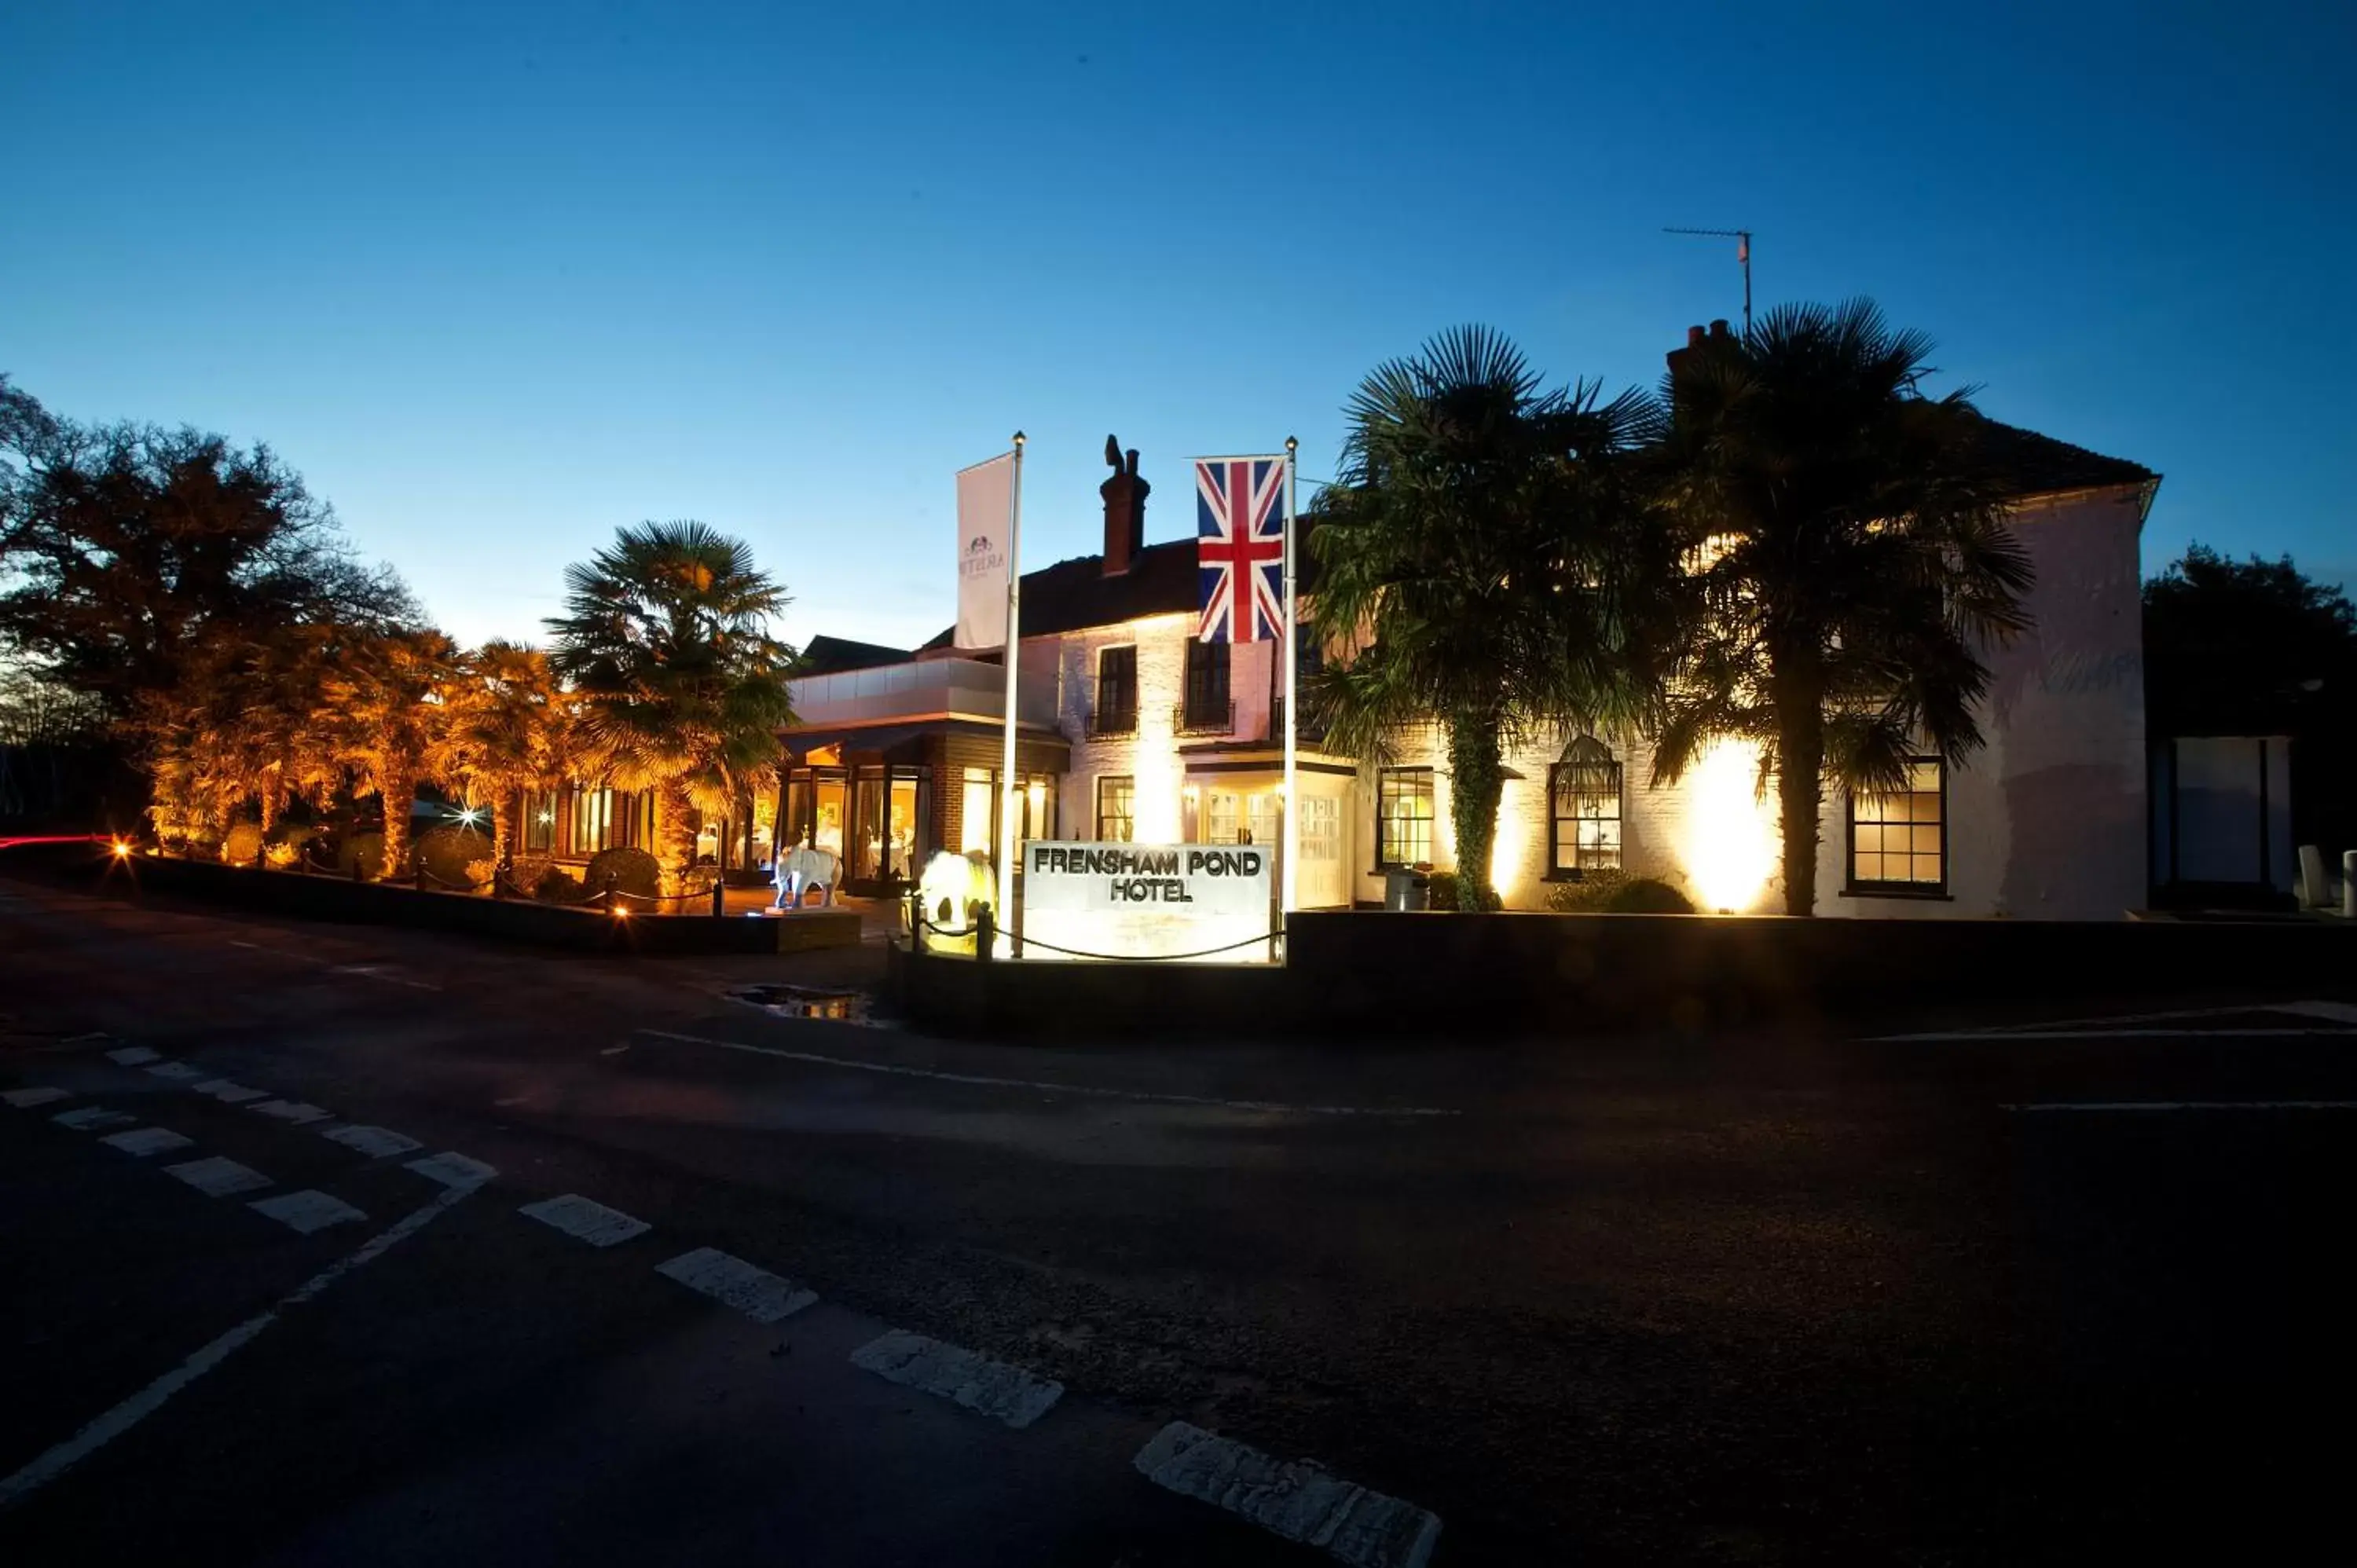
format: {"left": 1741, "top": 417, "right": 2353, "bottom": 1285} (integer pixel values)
{"left": 889, "top": 908, "right": 2356, "bottom": 1039}
{"left": 3, "top": 844, "right": 859, "bottom": 956}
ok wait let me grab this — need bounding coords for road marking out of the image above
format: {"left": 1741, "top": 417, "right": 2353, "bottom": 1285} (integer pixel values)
{"left": 4, "top": 1087, "right": 71, "bottom": 1108}
{"left": 165, "top": 1156, "right": 273, "bottom": 1196}
{"left": 100, "top": 1127, "right": 196, "bottom": 1157}
{"left": 1875, "top": 1028, "right": 2357, "bottom": 1042}
{"left": 0, "top": 1178, "right": 476, "bottom": 1510}
{"left": 2277, "top": 1000, "right": 2357, "bottom": 1024}
{"left": 849, "top": 1329, "right": 1061, "bottom": 1428}
{"left": 2004, "top": 1100, "right": 2357, "bottom": 1113}
{"left": 655, "top": 1247, "right": 818, "bottom": 1323}
{"left": 405, "top": 1151, "right": 497, "bottom": 1190}
{"left": 638, "top": 1029, "right": 1462, "bottom": 1118}
{"left": 322, "top": 1125, "right": 423, "bottom": 1159}
{"left": 327, "top": 964, "right": 442, "bottom": 991}
{"left": 104, "top": 1047, "right": 163, "bottom": 1067}
{"left": 193, "top": 1080, "right": 269, "bottom": 1104}
{"left": 249, "top": 1189, "right": 369, "bottom": 1233}
{"left": 1133, "top": 1421, "right": 1441, "bottom": 1568}
{"left": 53, "top": 1107, "right": 134, "bottom": 1130}
{"left": 519, "top": 1193, "right": 650, "bottom": 1247}
{"left": 250, "top": 1099, "right": 333, "bottom": 1125}
{"left": 145, "top": 1062, "right": 206, "bottom": 1081}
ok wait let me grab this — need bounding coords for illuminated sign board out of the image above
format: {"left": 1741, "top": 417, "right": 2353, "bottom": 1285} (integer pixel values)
{"left": 1021, "top": 841, "right": 1273, "bottom": 962}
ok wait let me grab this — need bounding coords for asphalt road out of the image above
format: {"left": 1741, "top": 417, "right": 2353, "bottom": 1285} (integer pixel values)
{"left": 3, "top": 874, "right": 2354, "bottom": 1565}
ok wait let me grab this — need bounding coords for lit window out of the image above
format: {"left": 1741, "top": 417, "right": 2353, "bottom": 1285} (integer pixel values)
{"left": 1096, "top": 775, "right": 1135, "bottom": 841}
{"left": 959, "top": 767, "right": 994, "bottom": 855}
{"left": 1204, "top": 790, "right": 1242, "bottom": 844}
{"left": 1300, "top": 794, "right": 1339, "bottom": 861}
{"left": 1549, "top": 735, "right": 1622, "bottom": 878}
{"left": 1377, "top": 768, "right": 1433, "bottom": 869}
{"left": 1849, "top": 759, "right": 1946, "bottom": 892}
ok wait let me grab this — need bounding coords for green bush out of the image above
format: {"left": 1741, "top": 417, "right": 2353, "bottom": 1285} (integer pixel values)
{"left": 1546, "top": 870, "right": 1695, "bottom": 914}
{"left": 1606, "top": 877, "right": 1695, "bottom": 914}
{"left": 583, "top": 845, "right": 660, "bottom": 900}
{"left": 335, "top": 831, "right": 387, "bottom": 880}
{"left": 532, "top": 864, "right": 585, "bottom": 904}
{"left": 1425, "top": 870, "right": 1501, "bottom": 912}
{"left": 412, "top": 824, "right": 495, "bottom": 888}
{"left": 222, "top": 822, "right": 265, "bottom": 866}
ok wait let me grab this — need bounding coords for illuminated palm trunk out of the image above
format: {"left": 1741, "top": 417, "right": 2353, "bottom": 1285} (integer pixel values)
{"left": 654, "top": 776, "right": 697, "bottom": 900}
{"left": 379, "top": 766, "right": 416, "bottom": 881}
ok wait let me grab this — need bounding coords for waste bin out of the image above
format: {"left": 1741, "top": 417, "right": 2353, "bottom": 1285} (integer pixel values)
{"left": 1384, "top": 870, "right": 1431, "bottom": 911}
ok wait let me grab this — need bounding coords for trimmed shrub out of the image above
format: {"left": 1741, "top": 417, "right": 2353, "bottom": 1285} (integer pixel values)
{"left": 412, "top": 824, "right": 495, "bottom": 888}
{"left": 1546, "top": 870, "right": 1695, "bottom": 914}
{"left": 222, "top": 822, "right": 265, "bottom": 866}
{"left": 1425, "top": 870, "right": 1501, "bottom": 913}
{"left": 532, "top": 865, "right": 586, "bottom": 904}
{"left": 263, "top": 841, "right": 300, "bottom": 870}
{"left": 1545, "top": 869, "right": 1627, "bottom": 912}
{"left": 335, "top": 831, "right": 387, "bottom": 881}
{"left": 583, "top": 846, "right": 660, "bottom": 901}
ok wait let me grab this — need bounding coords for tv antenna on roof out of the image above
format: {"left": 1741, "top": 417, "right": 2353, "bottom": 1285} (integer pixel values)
{"left": 1663, "top": 226, "right": 1753, "bottom": 336}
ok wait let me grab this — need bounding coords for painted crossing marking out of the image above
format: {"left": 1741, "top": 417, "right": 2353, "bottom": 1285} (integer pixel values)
{"left": 405, "top": 1152, "right": 497, "bottom": 1191}
{"left": 639, "top": 1029, "right": 1462, "bottom": 1119}
{"left": 165, "top": 1156, "right": 273, "bottom": 1197}
{"left": 52, "top": 1107, "right": 134, "bottom": 1131}
{"left": 0, "top": 1177, "right": 477, "bottom": 1509}
{"left": 518, "top": 1194, "right": 649, "bottom": 1247}
{"left": 4, "top": 1087, "right": 71, "bottom": 1109}
{"left": 655, "top": 1247, "right": 817, "bottom": 1324}
{"left": 144, "top": 1062, "right": 205, "bottom": 1082}
{"left": 2005, "top": 1100, "right": 2357, "bottom": 1114}
{"left": 250, "top": 1099, "right": 333, "bottom": 1125}
{"left": 849, "top": 1329, "right": 1062, "bottom": 1429}
{"left": 192, "top": 1080, "right": 268, "bottom": 1105}
{"left": 1876, "top": 1028, "right": 2357, "bottom": 1042}
{"left": 104, "top": 1047, "right": 163, "bottom": 1067}
{"left": 99, "top": 1127, "right": 196, "bottom": 1158}
{"left": 1133, "top": 1422, "right": 1442, "bottom": 1568}
{"left": 322, "top": 1125, "right": 423, "bottom": 1159}
{"left": 248, "top": 1189, "right": 368, "bottom": 1234}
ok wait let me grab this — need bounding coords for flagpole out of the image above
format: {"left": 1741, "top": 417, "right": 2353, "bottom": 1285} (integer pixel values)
{"left": 1281, "top": 436, "right": 1299, "bottom": 921}
{"left": 998, "top": 431, "right": 1025, "bottom": 952}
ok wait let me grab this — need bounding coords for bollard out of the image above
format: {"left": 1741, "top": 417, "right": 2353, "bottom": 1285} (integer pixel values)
{"left": 906, "top": 888, "right": 923, "bottom": 954}
{"left": 711, "top": 877, "right": 725, "bottom": 919}
{"left": 975, "top": 905, "right": 995, "bottom": 963}
{"left": 2346, "top": 850, "right": 2355, "bottom": 921}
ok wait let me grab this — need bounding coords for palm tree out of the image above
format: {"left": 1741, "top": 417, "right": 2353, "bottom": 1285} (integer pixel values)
{"left": 317, "top": 627, "right": 460, "bottom": 878}
{"left": 1310, "top": 326, "right": 1678, "bottom": 909}
{"left": 443, "top": 640, "right": 573, "bottom": 873}
{"left": 544, "top": 521, "right": 797, "bottom": 899}
{"left": 1651, "top": 299, "right": 2034, "bottom": 915}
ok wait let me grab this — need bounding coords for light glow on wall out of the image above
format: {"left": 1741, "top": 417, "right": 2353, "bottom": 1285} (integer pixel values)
{"left": 1682, "top": 739, "right": 1777, "bottom": 913}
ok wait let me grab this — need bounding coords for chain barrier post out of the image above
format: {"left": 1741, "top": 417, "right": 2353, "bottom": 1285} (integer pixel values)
{"left": 976, "top": 905, "right": 995, "bottom": 964}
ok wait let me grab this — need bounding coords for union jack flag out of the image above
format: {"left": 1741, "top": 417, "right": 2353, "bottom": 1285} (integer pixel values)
{"left": 1194, "top": 457, "right": 1287, "bottom": 644}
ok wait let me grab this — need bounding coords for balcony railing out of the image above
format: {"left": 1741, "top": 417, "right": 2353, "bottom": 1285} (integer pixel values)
{"left": 1173, "top": 699, "right": 1235, "bottom": 737}
{"left": 1086, "top": 705, "right": 1138, "bottom": 740}
{"left": 1270, "top": 698, "right": 1330, "bottom": 746}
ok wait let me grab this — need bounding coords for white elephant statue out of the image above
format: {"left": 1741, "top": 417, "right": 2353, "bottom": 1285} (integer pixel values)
{"left": 772, "top": 844, "right": 841, "bottom": 909}
{"left": 915, "top": 849, "right": 995, "bottom": 954}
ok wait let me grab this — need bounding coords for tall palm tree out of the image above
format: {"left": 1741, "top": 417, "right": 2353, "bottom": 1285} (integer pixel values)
{"left": 1310, "top": 326, "right": 1678, "bottom": 909}
{"left": 544, "top": 521, "right": 797, "bottom": 899}
{"left": 1651, "top": 299, "right": 2035, "bottom": 915}
{"left": 317, "top": 627, "right": 460, "bottom": 878}
{"left": 443, "top": 640, "right": 574, "bottom": 873}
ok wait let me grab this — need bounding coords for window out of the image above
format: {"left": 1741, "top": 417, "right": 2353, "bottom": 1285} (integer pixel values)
{"left": 523, "top": 790, "right": 556, "bottom": 854}
{"left": 959, "top": 767, "right": 994, "bottom": 855}
{"left": 1203, "top": 789, "right": 1242, "bottom": 844}
{"left": 1091, "top": 645, "right": 1138, "bottom": 736}
{"left": 1549, "top": 735, "right": 1622, "bottom": 878}
{"left": 1181, "top": 640, "right": 1230, "bottom": 732}
{"left": 1096, "top": 775, "right": 1135, "bottom": 841}
{"left": 1376, "top": 768, "right": 1433, "bottom": 869}
{"left": 1849, "top": 759, "right": 1946, "bottom": 893}
{"left": 1300, "top": 793, "right": 1339, "bottom": 862}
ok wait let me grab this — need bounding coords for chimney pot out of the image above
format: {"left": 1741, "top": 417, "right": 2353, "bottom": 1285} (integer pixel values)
{"left": 1100, "top": 439, "right": 1149, "bottom": 576}
{"left": 1709, "top": 318, "right": 1732, "bottom": 339}
{"left": 1686, "top": 324, "right": 1706, "bottom": 349}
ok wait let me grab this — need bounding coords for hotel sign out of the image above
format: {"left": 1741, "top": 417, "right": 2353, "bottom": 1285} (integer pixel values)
{"left": 1021, "top": 841, "right": 1274, "bottom": 961}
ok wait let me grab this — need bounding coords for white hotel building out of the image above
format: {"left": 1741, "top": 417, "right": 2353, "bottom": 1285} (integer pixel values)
{"left": 779, "top": 353, "right": 2159, "bottom": 920}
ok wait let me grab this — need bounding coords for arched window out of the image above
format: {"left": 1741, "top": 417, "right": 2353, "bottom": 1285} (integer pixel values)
{"left": 1549, "top": 735, "right": 1622, "bottom": 878}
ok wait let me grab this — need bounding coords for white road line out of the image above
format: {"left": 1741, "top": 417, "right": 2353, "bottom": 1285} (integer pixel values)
{"left": 405, "top": 1151, "right": 497, "bottom": 1190}
{"left": 99, "top": 1127, "right": 196, "bottom": 1157}
{"left": 52, "top": 1107, "right": 134, "bottom": 1131}
{"left": 0, "top": 1178, "right": 475, "bottom": 1510}
{"left": 326, "top": 964, "right": 442, "bottom": 992}
{"left": 2277, "top": 1000, "right": 2357, "bottom": 1024}
{"left": 637, "top": 1029, "right": 1461, "bottom": 1119}
{"left": 322, "top": 1125, "right": 423, "bottom": 1159}
{"left": 849, "top": 1329, "right": 1062, "bottom": 1429}
{"left": 250, "top": 1099, "right": 333, "bottom": 1125}
{"left": 519, "top": 1193, "right": 650, "bottom": 1247}
{"left": 1133, "top": 1421, "right": 1442, "bottom": 1568}
{"left": 1875, "top": 1028, "right": 2357, "bottom": 1042}
{"left": 655, "top": 1247, "right": 817, "bottom": 1323}
{"left": 192, "top": 1079, "right": 268, "bottom": 1104}
{"left": 2004, "top": 1100, "right": 2357, "bottom": 1113}
{"left": 164, "top": 1156, "right": 273, "bottom": 1196}
{"left": 248, "top": 1189, "right": 369, "bottom": 1233}
{"left": 4, "top": 1087, "right": 71, "bottom": 1108}
{"left": 145, "top": 1062, "right": 206, "bottom": 1081}
{"left": 104, "top": 1046, "right": 163, "bottom": 1067}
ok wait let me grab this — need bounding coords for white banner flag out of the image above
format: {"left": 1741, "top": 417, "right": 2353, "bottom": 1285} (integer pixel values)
{"left": 955, "top": 452, "right": 1015, "bottom": 649}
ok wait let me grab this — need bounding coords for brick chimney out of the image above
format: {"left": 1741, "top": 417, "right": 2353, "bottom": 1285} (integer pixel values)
{"left": 1664, "top": 318, "right": 1737, "bottom": 380}
{"left": 1100, "top": 435, "right": 1149, "bottom": 577}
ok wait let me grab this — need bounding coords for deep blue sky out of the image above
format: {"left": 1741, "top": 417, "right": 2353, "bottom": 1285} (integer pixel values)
{"left": 5, "top": 2, "right": 2352, "bottom": 650}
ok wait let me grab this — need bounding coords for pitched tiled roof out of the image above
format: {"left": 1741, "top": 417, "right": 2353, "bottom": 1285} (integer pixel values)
{"left": 1967, "top": 415, "right": 2155, "bottom": 498}
{"left": 920, "top": 537, "right": 1205, "bottom": 650}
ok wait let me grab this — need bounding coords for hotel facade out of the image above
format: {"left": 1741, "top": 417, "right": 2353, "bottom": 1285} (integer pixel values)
{"left": 776, "top": 357, "right": 2159, "bottom": 921}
